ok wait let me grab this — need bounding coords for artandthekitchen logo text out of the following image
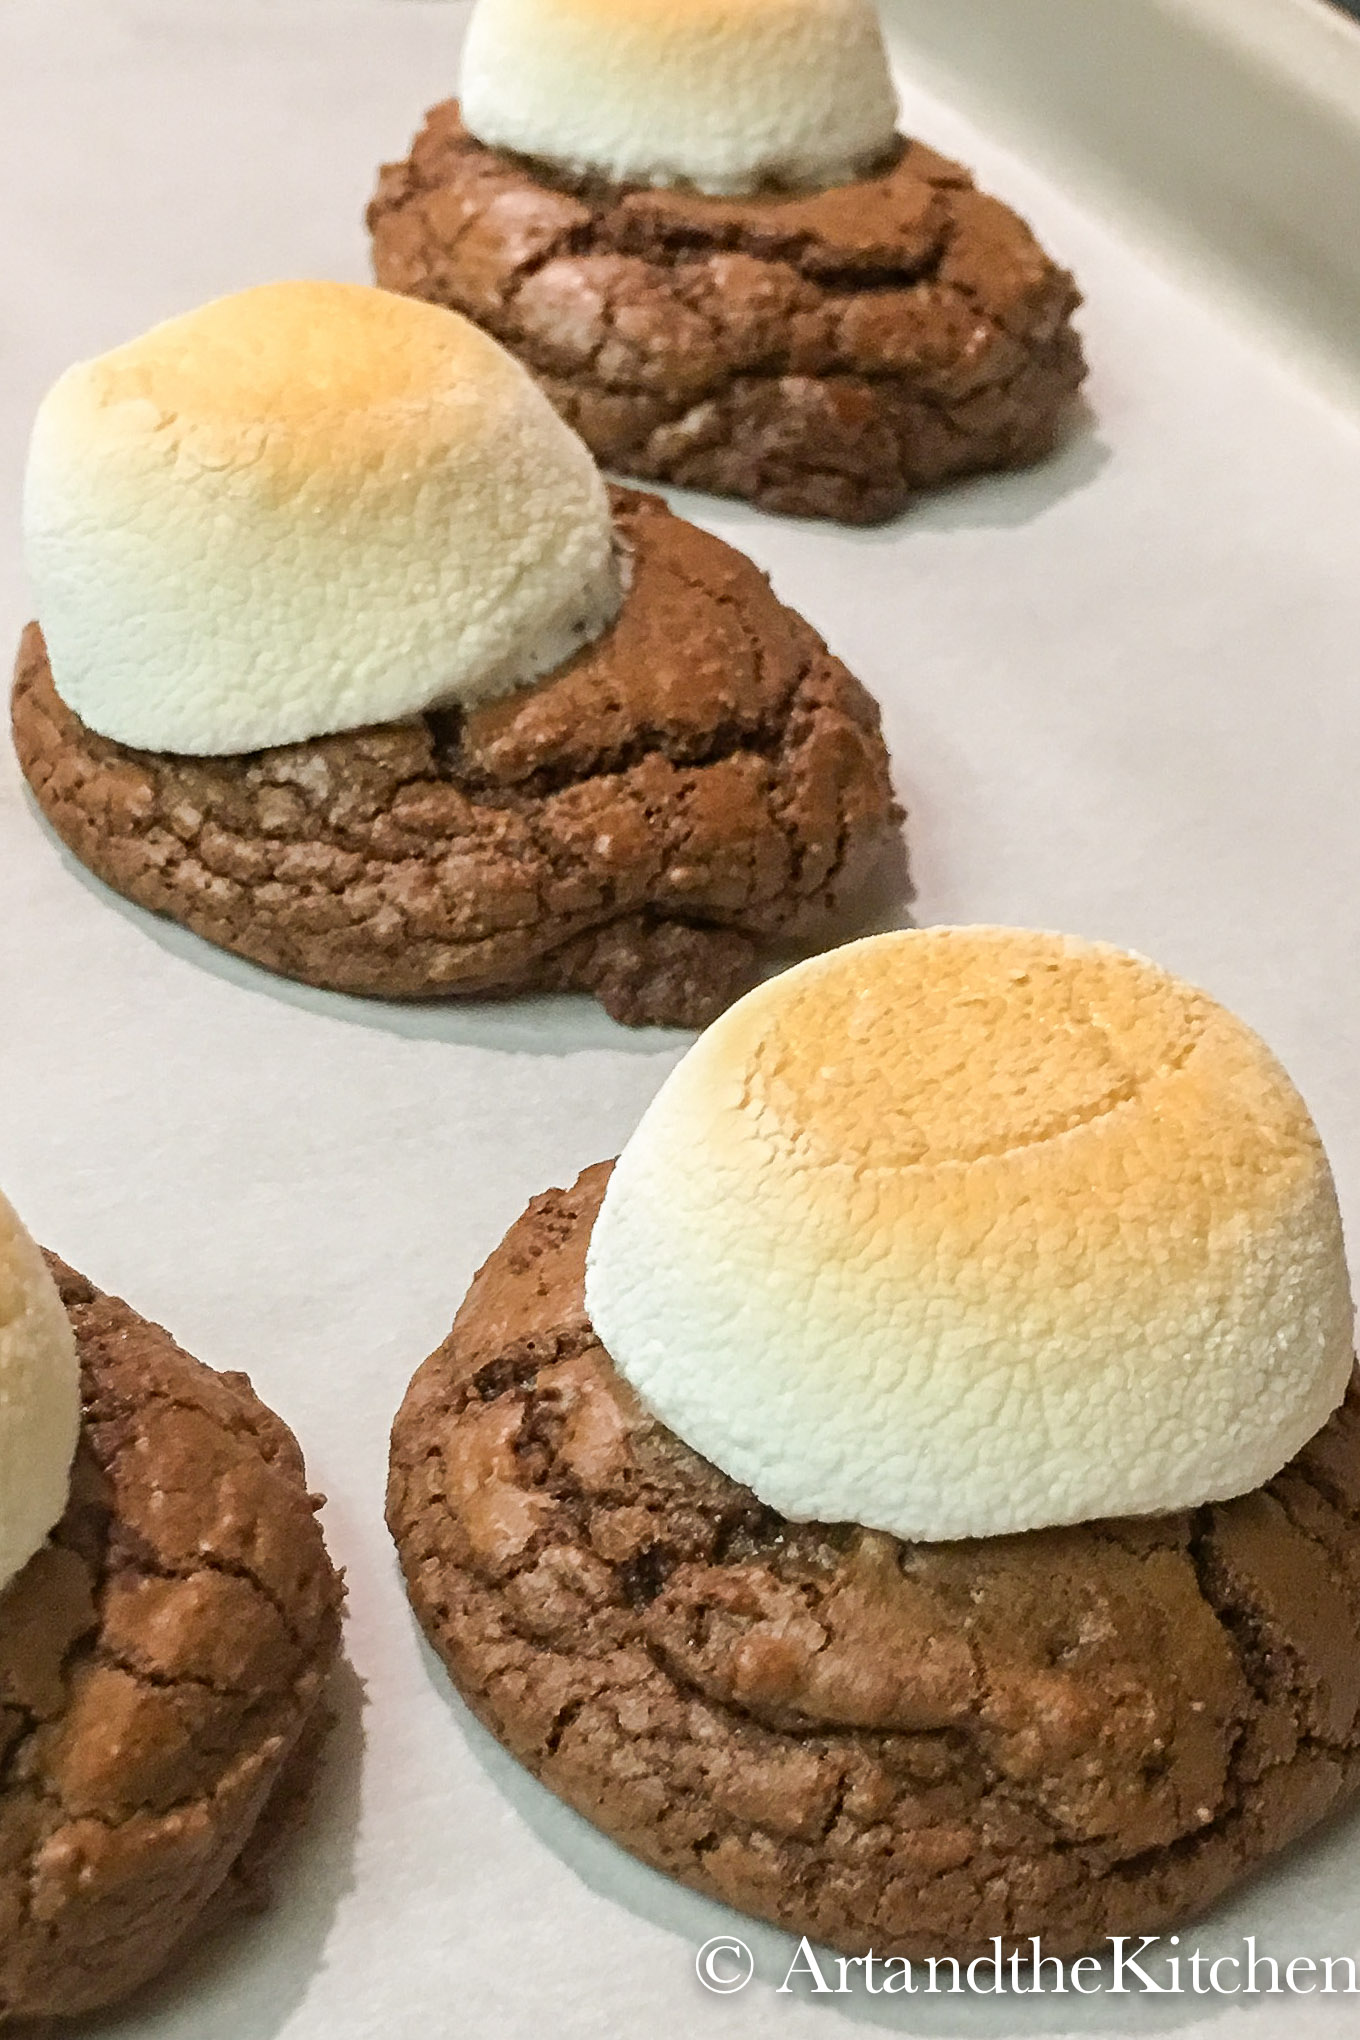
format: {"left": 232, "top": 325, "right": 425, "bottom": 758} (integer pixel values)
{"left": 694, "top": 1933, "right": 1360, "bottom": 1998}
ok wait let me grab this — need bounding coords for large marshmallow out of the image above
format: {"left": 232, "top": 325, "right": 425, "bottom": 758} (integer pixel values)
{"left": 585, "top": 928, "right": 1356, "bottom": 1541}
{"left": 0, "top": 1193, "right": 80, "bottom": 1597}
{"left": 24, "top": 282, "right": 623, "bottom": 756}
{"left": 460, "top": 0, "right": 899, "bottom": 195}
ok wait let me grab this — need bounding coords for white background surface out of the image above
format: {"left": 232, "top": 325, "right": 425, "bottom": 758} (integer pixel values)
{"left": 3, "top": 5, "right": 1360, "bottom": 2036}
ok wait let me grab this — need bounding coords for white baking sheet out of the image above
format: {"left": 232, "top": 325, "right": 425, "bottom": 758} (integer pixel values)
{"left": 4, "top": 5, "right": 1360, "bottom": 2036}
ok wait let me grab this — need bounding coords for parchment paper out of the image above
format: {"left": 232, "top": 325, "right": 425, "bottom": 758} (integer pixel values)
{"left": 2, "top": 7, "right": 1360, "bottom": 2037}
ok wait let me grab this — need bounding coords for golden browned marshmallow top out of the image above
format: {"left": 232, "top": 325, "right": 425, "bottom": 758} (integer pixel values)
{"left": 24, "top": 283, "right": 622, "bottom": 755}
{"left": 586, "top": 928, "right": 1355, "bottom": 1540}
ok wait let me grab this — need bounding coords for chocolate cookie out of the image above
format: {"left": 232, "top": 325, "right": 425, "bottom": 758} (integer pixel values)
{"left": 13, "top": 489, "right": 899, "bottom": 1029}
{"left": 0, "top": 1259, "right": 343, "bottom": 2023}
{"left": 369, "top": 105, "right": 1086, "bottom": 524}
{"left": 388, "top": 1163, "right": 1360, "bottom": 1962}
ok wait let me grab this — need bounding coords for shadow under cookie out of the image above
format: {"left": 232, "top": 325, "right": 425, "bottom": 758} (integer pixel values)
{"left": 369, "top": 106, "right": 1087, "bottom": 525}
{"left": 12, "top": 490, "right": 901, "bottom": 1031}
{"left": 0, "top": 1260, "right": 344, "bottom": 2024}
{"left": 387, "top": 1162, "right": 1360, "bottom": 1965}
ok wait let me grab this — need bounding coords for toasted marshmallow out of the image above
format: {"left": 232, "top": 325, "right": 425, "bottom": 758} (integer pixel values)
{"left": 460, "top": 0, "right": 899, "bottom": 195}
{"left": 0, "top": 1193, "right": 80, "bottom": 1597}
{"left": 586, "top": 929, "right": 1355, "bottom": 1541}
{"left": 24, "top": 282, "right": 623, "bottom": 756}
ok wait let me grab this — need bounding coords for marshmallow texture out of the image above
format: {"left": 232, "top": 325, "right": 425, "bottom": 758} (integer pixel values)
{"left": 24, "top": 282, "right": 623, "bottom": 756}
{"left": 459, "top": 0, "right": 900, "bottom": 195}
{"left": 0, "top": 1193, "right": 80, "bottom": 1597}
{"left": 585, "top": 928, "right": 1356, "bottom": 1541}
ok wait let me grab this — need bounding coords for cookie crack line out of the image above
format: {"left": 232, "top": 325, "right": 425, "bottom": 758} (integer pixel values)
{"left": 444, "top": 1480, "right": 1193, "bottom": 1866}
{"left": 12, "top": 490, "right": 900, "bottom": 1025}
{"left": 389, "top": 1167, "right": 1360, "bottom": 1961}
{"left": 92, "top": 1643, "right": 299, "bottom": 1707}
{"left": 455, "top": 699, "right": 793, "bottom": 799}
{"left": 369, "top": 105, "right": 1087, "bottom": 523}
{"left": 103, "top": 1552, "right": 324, "bottom": 1666}
{"left": 19, "top": 1700, "right": 316, "bottom": 1843}
{"left": 383, "top": 121, "right": 964, "bottom": 291}
{"left": 0, "top": 1260, "right": 343, "bottom": 2024}
{"left": 453, "top": 560, "right": 817, "bottom": 804}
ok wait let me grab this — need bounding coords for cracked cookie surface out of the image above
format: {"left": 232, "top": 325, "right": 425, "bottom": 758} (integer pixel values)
{"left": 369, "top": 105, "right": 1087, "bottom": 524}
{"left": 12, "top": 489, "right": 899, "bottom": 1029}
{"left": 388, "top": 1162, "right": 1360, "bottom": 1960}
{"left": 0, "top": 1260, "right": 343, "bottom": 2023}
